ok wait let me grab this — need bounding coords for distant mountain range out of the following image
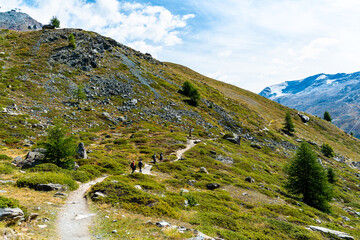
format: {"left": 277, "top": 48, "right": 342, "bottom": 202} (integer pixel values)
{"left": 259, "top": 71, "right": 360, "bottom": 137}
{"left": 0, "top": 10, "right": 43, "bottom": 31}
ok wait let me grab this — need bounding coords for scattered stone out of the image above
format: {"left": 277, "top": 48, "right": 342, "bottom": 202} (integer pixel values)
{"left": 12, "top": 156, "right": 23, "bottom": 165}
{"left": 0, "top": 180, "right": 15, "bottom": 184}
{"left": 34, "top": 183, "right": 64, "bottom": 191}
{"left": 178, "top": 226, "right": 187, "bottom": 233}
{"left": 188, "top": 180, "right": 196, "bottom": 186}
{"left": 250, "top": 142, "right": 262, "bottom": 149}
{"left": 341, "top": 216, "right": 351, "bottom": 221}
{"left": 111, "top": 230, "right": 117, "bottom": 233}
{"left": 53, "top": 192, "right": 68, "bottom": 198}
{"left": 181, "top": 188, "right": 189, "bottom": 193}
{"left": 92, "top": 192, "right": 107, "bottom": 199}
{"left": 184, "top": 200, "right": 189, "bottom": 207}
{"left": 309, "top": 226, "right": 354, "bottom": 240}
{"left": 209, "top": 151, "right": 217, "bottom": 155}
{"left": 134, "top": 185, "right": 142, "bottom": 190}
{"left": 0, "top": 208, "right": 24, "bottom": 221}
{"left": 242, "top": 192, "right": 248, "bottom": 196}
{"left": 38, "top": 224, "right": 48, "bottom": 228}
{"left": 199, "top": 167, "right": 209, "bottom": 174}
{"left": 28, "top": 213, "right": 39, "bottom": 222}
{"left": 245, "top": 176, "right": 255, "bottom": 183}
{"left": 206, "top": 183, "right": 220, "bottom": 190}
{"left": 298, "top": 113, "right": 310, "bottom": 123}
{"left": 156, "top": 220, "right": 171, "bottom": 228}
{"left": 76, "top": 142, "right": 87, "bottom": 159}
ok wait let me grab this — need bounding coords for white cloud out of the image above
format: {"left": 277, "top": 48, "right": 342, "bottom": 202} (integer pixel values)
{"left": 0, "top": 0, "right": 194, "bottom": 56}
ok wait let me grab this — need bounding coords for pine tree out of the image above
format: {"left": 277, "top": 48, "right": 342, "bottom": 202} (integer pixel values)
{"left": 327, "top": 168, "right": 336, "bottom": 184}
{"left": 181, "top": 81, "right": 201, "bottom": 106}
{"left": 323, "top": 111, "right": 332, "bottom": 122}
{"left": 283, "top": 111, "right": 295, "bottom": 134}
{"left": 285, "top": 142, "right": 332, "bottom": 212}
{"left": 68, "top": 33, "right": 76, "bottom": 49}
{"left": 40, "top": 125, "right": 77, "bottom": 169}
{"left": 50, "top": 16, "right": 60, "bottom": 28}
{"left": 73, "top": 84, "right": 86, "bottom": 103}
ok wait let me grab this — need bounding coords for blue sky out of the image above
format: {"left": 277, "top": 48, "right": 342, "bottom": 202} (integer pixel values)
{"left": 2, "top": 0, "right": 360, "bottom": 93}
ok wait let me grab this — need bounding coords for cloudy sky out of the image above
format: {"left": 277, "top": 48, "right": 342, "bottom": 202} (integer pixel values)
{"left": 1, "top": 0, "right": 360, "bottom": 93}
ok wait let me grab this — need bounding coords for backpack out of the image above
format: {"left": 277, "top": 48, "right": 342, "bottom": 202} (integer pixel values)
{"left": 130, "top": 162, "right": 135, "bottom": 169}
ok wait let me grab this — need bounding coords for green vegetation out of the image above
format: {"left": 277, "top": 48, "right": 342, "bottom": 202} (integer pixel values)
{"left": 50, "top": 16, "right": 60, "bottom": 28}
{"left": 327, "top": 168, "right": 336, "bottom": 184}
{"left": 40, "top": 125, "right": 77, "bottom": 169}
{"left": 285, "top": 143, "right": 332, "bottom": 212}
{"left": 68, "top": 33, "right": 76, "bottom": 49}
{"left": 73, "top": 84, "right": 86, "bottom": 103}
{"left": 283, "top": 111, "right": 295, "bottom": 134}
{"left": 16, "top": 172, "right": 79, "bottom": 190}
{"left": 323, "top": 111, "right": 332, "bottom": 122}
{"left": 181, "top": 80, "right": 201, "bottom": 106}
{"left": 321, "top": 143, "right": 335, "bottom": 158}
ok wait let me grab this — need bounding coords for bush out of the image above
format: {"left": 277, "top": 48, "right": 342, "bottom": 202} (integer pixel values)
{"left": 50, "top": 16, "right": 60, "bottom": 28}
{"left": 68, "top": 33, "right": 76, "bottom": 49}
{"left": 321, "top": 143, "right": 334, "bottom": 158}
{"left": 0, "top": 154, "right": 11, "bottom": 161}
{"left": 181, "top": 80, "right": 201, "bottom": 106}
{"left": 114, "top": 139, "right": 128, "bottom": 145}
{"left": 78, "top": 164, "right": 102, "bottom": 177}
{"left": 0, "top": 195, "right": 20, "bottom": 208}
{"left": 283, "top": 112, "right": 295, "bottom": 134}
{"left": 71, "top": 171, "right": 93, "bottom": 183}
{"left": 0, "top": 163, "right": 14, "bottom": 174}
{"left": 327, "top": 168, "right": 336, "bottom": 184}
{"left": 17, "top": 172, "right": 78, "bottom": 190}
{"left": 323, "top": 111, "right": 332, "bottom": 122}
{"left": 28, "top": 163, "right": 63, "bottom": 173}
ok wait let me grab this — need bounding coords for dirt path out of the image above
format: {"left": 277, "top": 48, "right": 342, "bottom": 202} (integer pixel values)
{"left": 135, "top": 164, "right": 153, "bottom": 175}
{"left": 175, "top": 139, "right": 200, "bottom": 161}
{"left": 57, "top": 176, "right": 106, "bottom": 240}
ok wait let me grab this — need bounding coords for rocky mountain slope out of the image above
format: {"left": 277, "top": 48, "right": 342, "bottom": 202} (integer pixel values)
{"left": 0, "top": 10, "right": 43, "bottom": 31}
{"left": 259, "top": 72, "right": 360, "bottom": 137}
{"left": 0, "top": 28, "right": 360, "bottom": 239}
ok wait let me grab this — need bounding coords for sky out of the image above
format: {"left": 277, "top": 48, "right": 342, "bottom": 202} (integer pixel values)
{"left": 2, "top": 0, "right": 360, "bottom": 93}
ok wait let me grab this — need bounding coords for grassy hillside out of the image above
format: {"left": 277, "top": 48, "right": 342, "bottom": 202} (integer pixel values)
{"left": 0, "top": 28, "right": 360, "bottom": 239}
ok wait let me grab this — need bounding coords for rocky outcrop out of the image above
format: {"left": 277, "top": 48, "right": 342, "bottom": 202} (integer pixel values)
{"left": 0, "top": 208, "right": 24, "bottom": 221}
{"left": 0, "top": 10, "right": 43, "bottom": 31}
{"left": 298, "top": 113, "right": 310, "bottom": 123}
{"left": 206, "top": 183, "right": 220, "bottom": 190}
{"left": 34, "top": 183, "right": 64, "bottom": 191}
{"left": 309, "top": 226, "right": 354, "bottom": 240}
{"left": 76, "top": 142, "right": 87, "bottom": 159}
{"left": 16, "top": 149, "right": 45, "bottom": 169}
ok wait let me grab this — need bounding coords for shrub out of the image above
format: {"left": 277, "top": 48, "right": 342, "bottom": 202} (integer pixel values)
{"left": 185, "top": 194, "right": 198, "bottom": 207}
{"left": 71, "top": 170, "right": 93, "bottom": 183}
{"left": 323, "top": 111, "right": 332, "bottom": 122}
{"left": 28, "top": 163, "right": 63, "bottom": 173}
{"left": 321, "top": 143, "right": 334, "bottom": 158}
{"left": 0, "top": 163, "right": 14, "bottom": 174}
{"left": 327, "top": 168, "right": 336, "bottom": 184}
{"left": 17, "top": 172, "right": 78, "bottom": 190}
{"left": 0, "top": 195, "right": 20, "bottom": 208}
{"left": 50, "top": 16, "right": 60, "bottom": 28}
{"left": 68, "top": 33, "right": 76, "bottom": 49}
{"left": 114, "top": 139, "right": 128, "bottom": 145}
{"left": 78, "top": 164, "right": 102, "bottom": 177}
{"left": 0, "top": 154, "right": 11, "bottom": 161}
{"left": 181, "top": 80, "right": 200, "bottom": 106}
{"left": 283, "top": 112, "right": 295, "bottom": 134}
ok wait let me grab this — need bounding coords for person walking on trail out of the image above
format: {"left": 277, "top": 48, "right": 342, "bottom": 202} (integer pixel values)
{"left": 159, "top": 152, "right": 163, "bottom": 161}
{"left": 130, "top": 160, "right": 136, "bottom": 174}
{"left": 138, "top": 159, "right": 144, "bottom": 173}
{"left": 152, "top": 153, "right": 157, "bottom": 164}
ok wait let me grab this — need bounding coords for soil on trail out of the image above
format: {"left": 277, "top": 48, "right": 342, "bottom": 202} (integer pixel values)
{"left": 57, "top": 176, "right": 106, "bottom": 240}
{"left": 175, "top": 139, "right": 199, "bottom": 161}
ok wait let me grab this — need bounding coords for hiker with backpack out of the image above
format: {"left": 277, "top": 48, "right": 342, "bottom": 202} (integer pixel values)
{"left": 159, "top": 152, "right": 163, "bottom": 161}
{"left": 138, "top": 159, "right": 144, "bottom": 173}
{"left": 152, "top": 153, "right": 157, "bottom": 164}
{"left": 130, "top": 160, "right": 136, "bottom": 174}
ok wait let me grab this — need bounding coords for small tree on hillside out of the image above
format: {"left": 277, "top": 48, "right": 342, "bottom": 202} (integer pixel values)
{"left": 327, "top": 168, "right": 336, "bottom": 184}
{"left": 182, "top": 81, "right": 192, "bottom": 96}
{"left": 50, "top": 16, "right": 60, "bottom": 28}
{"left": 40, "top": 125, "right": 77, "bottom": 169}
{"left": 68, "top": 33, "right": 76, "bottom": 49}
{"left": 285, "top": 142, "right": 332, "bottom": 212}
{"left": 283, "top": 112, "right": 295, "bottom": 135}
{"left": 321, "top": 143, "right": 335, "bottom": 158}
{"left": 73, "top": 84, "right": 86, "bottom": 103}
{"left": 323, "top": 111, "right": 332, "bottom": 122}
{"left": 181, "top": 80, "right": 201, "bottom": 107}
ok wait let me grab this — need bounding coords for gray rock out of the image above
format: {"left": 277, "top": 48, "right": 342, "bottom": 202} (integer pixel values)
{"left": 12, "top": 156, "right": 23, "bottom": 165}
{"left": 341, "top": 216, "right": 350, "bottom": 221}
{"left": 250, "top": 142, "right": 262, "bottom": 149}
{"left": 76, "top": 142, "right": 87, "bottom": 159}
{"left": 156, "top": 220, "right": 171, "bottom": 228}
{"left": 54, "top": 192, "right": 68, "bottom": 198}
{"left": 134, "top": 185, "right": 142, "bottom": 190}
{"left": 206, "top": 183, "right": 220, "bottom": 190}
{"left": 245, "top": 176, "right": 255, "bottom": 183}
{"left": 17, "top": 151, "right": 45, "bottom": 169}
{"left": 34, "top": 183, "right": 64, "bottom": 191}
{"left": 309, "top": 226, "right": 354, "bottom": 240}
{"left": 188, "top": 180, "right": 196, "bottom": 186}
{"left": 0, "top": 208, "right": 24, "bottom": 221}
{"left": 199, "top": 167, "right": 209, "bottom": 174}
{"left": 28, "top": 213, "right": 39, "bottom": 222}
{"left": 93, "top": 192, "right": 107, "bottom": 199}
{"left": 298, "top": 113, "right": 310, "bottom": 123}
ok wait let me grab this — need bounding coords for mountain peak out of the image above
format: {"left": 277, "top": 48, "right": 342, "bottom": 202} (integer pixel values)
{"left": 0, "top": 10, "right": 43, "bottom": 31}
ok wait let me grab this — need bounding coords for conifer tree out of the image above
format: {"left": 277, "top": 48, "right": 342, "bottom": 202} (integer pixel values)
{"left": 327, "top": 168, "right": 336, "bottom": 184}
{"left": 285, "top": 142, "right": 332, "bottom": 212}
{"left": 283, "top": 111, "right": 295, "bottom": 134}
{"left": 321, "top": 143, "right": 334, "bottom": 158}
{"left": 50, "top": 16, "right": 60, "bottom": 28}
{"left": 323, "top": 111, "right": 332, "bottom": 122}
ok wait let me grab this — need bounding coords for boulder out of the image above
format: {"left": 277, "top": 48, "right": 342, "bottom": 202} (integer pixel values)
{"left": 199, "top": 167, "right": 209, "bottom": 174}
{"left": 156, "top": 220, "right": 171, "bottom": 228}
{"left": 0, "top": 208, "right": 24, "bottom": 221}
{"left": 298, "top": 113, "right": 310, "bottom": 123}
{"left": 17, "top": 151, "right": 45, "bottom": 169}
{"left": 188, "top": 180, "right": 196, "bottom": 186}
{"left": 34, "top": 183, "right": 64, "bottom": 191}
{"left": 12, "top": 156, "right": 23, "bottom": 165}
{"left": 76, "top": 142, "right": 87, "bottom": 159}
{"left": 245, "top": 176, "right": 255, "bottom": 183}
{"left": 250, "top": 142, "right": 262, "bottom": 149}
{"left": 206, "top": 183, "right": 220, "bottom": 190}
{"left": 309, "top": 226, "right": 354, "bottom": 240}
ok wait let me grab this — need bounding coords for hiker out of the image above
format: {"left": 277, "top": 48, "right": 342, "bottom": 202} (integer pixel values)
{"left": 138, "top": 159, "right": 144, "bottom": 173}
{"left": 152, "top": 153, "right": 157, "bottom": 164}
{"left": 159, "top": 152, "right": 163, "bottom": 161}
{"left": 130, "top": 160, "right": 136, "bottom": 174}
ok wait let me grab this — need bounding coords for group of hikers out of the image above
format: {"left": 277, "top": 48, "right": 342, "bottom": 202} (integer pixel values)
{"left": 130, "top": 152, "right": 163, "bottom": 174}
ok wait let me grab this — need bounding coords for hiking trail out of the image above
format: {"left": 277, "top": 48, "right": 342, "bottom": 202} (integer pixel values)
{"left": 57, "top": 176, "right": 106, "bottom": 240}
{"left": 174, "top": 139, "right": 200, "bottom": 161}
